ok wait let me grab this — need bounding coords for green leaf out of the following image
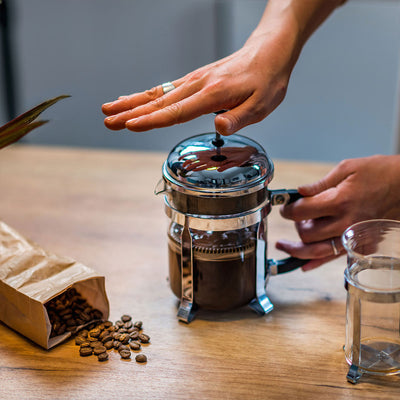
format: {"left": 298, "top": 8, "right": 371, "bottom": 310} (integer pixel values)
{"left": 0, "top": 120, "right": 49, "bottom": 149}
{"left": 0, "top": 94, "right": 70, "bottom": 149}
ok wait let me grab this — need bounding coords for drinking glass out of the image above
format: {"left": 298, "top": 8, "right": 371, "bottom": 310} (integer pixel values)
{"left": 343, "top": 219, "right": 400, "bottom": 383}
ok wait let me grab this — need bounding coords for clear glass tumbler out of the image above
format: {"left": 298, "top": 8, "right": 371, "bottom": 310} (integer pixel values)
{"left": 343, "top": 219, "right": 400, "bottom": 383}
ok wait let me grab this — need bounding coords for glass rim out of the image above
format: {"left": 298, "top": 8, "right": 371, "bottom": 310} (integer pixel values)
{"left": 342, "top": 218, "right": 400, "bottom": 260}
{"left": 343, "top": 219, "right": 400, "bottom": 296}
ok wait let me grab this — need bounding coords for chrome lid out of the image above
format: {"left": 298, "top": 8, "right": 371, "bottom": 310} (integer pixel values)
{"left": 163, "top": 133, "right": 274, "bottom": 196}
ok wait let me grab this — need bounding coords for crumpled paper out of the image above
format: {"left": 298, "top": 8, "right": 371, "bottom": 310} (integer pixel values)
{"left": 0, "top": 220, "right": 109, "bottom": 349}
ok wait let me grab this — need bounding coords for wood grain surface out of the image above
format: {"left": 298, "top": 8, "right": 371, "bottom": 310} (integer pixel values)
{"left": 0, "top": 144, "right": 399, "bottom": 399}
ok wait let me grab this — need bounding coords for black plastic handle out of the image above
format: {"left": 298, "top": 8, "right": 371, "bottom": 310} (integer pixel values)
{"left": 268, "top": 257, "right": 309, "bottom": 274}
{"left": 268, "top": 189, "right": 309, "bottom": 273}
{"left": 270, "top": 189, "right": 303, "bottom": 206}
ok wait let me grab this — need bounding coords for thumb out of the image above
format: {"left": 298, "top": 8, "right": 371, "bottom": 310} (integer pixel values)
{"left": 214, "top": 113, "right": 237, "bottom": 136}
{"left": 214, "top": 99, "right": 264, "bottom": 136}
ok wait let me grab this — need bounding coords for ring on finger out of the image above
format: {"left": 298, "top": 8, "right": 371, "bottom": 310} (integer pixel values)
{"left": 161, "top": 81, "right": 175, "bottom": 94}
{"left": 331, "top": 238, "right": 340, "bottom": 256}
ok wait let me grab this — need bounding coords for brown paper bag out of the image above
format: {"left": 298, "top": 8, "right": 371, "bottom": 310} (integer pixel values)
{"left": 0, "top": 221, "right": 109, "bottom": 349}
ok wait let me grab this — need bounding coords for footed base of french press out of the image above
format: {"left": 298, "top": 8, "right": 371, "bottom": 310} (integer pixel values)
{"left": 177, "top": 294, "right": 274, "bottom": 323}
{"left": 347, "top": 364, "right": 363, "bottom": 384}
{"left": 248, "top": 295, "right": 274, "bottom": 315}
{"left": 177, "top": 299, "right": 197, "bottom": 323}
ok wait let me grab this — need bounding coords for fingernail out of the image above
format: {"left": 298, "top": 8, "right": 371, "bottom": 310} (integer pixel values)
{"left": 126, "top": 118, "right": 137, "bottom": 126}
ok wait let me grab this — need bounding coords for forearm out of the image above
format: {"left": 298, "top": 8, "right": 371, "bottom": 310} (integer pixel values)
{"left": 245, "top": 0, "right": 346, "bottom": 73}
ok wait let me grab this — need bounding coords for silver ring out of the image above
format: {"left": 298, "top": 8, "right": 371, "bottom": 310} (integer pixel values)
{"left": 331, "top": 238, "right": 340, "bottom": 256}
{"left": 161, "top": 82, "right": 175, "bottom": 94}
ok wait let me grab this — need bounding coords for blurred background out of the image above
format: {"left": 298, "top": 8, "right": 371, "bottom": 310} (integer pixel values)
{"left": 0, "top": 0, "right": 399, "bottom": 162}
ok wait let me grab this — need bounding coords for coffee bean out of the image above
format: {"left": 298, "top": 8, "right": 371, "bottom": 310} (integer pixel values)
{"left": 79, "top": 346, "right": 93, "bottom": 357}
{"left": 112, "top": 332, "right": 120, "bottom": 340}
{"left": 91, "top": 309, "right": 103, "bottom": 320}
{"left": 99, "top": 330, "right": 110, "bottom": 341}
{"left": 101, "top": 334, "right": 113, "bottom": 344}
{"left": 133, "top": 321, "right": 143, "bottom": 330}
{"left": 115, "top": 320, "right": 124, "bottom": 328}
{"left": 135, "top": 354, "right": 147, "bottom": 363}
{"left": 104, "top": 341, "right": 114, "bottom": 350}
{"left": 93, "top": 346, "right": 107, "bottom": 355}
{"left": 71, "top": 312, "right": 150, "bottom": 364}
{"left": 129, "top": 341, "right": 141, "bottom": 351}
{"left": 96, "top": 323, "right": 105, "bottom": 331}
{"left": 129, "top": 331, "right": 139, "bottom": 340}
{"left": 138, "top": 333, "right": 150, "bottom": 343}
{"left": 46, "top": 288, "right": 103, "bottom": 338}
{"left": 121, "top": 315, "right": 132, "bottom": 323}
{"left": 59, "top": 309, "right": 71, "bottom": 317}
{"left": 97, "top": 352, "right": 109, "bottom": 362}
{"left": 75, "top": 336, "right": 87, "bottom": 346}
{"left": 79, "top": 329, "right": 89, "bottom": 338}
{"left": 89, "top": 328, "right": 101, "bottom": 338}
{"left": 119, "top": 333, "right": 130, "bottom": 344}
{"left": 123, "top": 321, "right": 133, "bottom": 329}
{"left": 120, "top": 349, "right": 131, "bottom": 359}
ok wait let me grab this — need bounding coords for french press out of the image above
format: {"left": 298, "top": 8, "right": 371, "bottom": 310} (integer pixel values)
{"left": 155, "top": 132, "right": 306, "bottom": 322}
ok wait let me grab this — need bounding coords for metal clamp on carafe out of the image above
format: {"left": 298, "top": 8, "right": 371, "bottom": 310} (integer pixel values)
{"left": 155, "top": 132, "right": 307, "bottom": 323}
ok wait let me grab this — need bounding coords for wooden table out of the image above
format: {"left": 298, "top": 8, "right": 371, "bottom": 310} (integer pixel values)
{"left": 0, "top": 144, "right": 399, "bottom": 399}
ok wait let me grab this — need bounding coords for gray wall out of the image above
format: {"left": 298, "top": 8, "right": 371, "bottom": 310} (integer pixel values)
{"left": 1, "top": 0, "right": 400, "bottom": 162}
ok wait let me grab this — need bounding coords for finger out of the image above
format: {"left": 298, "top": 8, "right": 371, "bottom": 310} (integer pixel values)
{"left": 190, "top": 163, "right": 209, "bottom": 172}
{"left": 275, "top": 237, "right": 344, "bottom": 260}
{"left": 104, "top": 83, "right": 189, "bottom": 131}
{"left": 280, "top": 188, "right": 340, "bottom": 222}
{"left": 214, "top": 96, "right": 268, "bottom": 136}
{"left": 178, "top": 152, "right": 196, "bottom": 161}
{"left": 183, "top": 161, "right": 209, "bottom": 172}
{"left": 301, "top": 255, "right": 338, "bottom": 272}
{"left": 298, "top": 162, "right": 351, "bottom": 196}
{"left": 102, "top": 85, "right": 166, "bottom": 117}
{"left": 218, "top": 163, "right": 236, "bottom": 172}
{"left": 181, "top": 157, "right": 199, "bottom": 169}
{"left": 124, "top": 90, "right": 226, "bottom": 132}
{"left": 294, "top": 218, "right": 347, "bottom": 243}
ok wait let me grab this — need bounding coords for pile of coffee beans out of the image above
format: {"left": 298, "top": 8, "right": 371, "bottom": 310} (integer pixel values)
{"left": 46, "top": 288, "right": 103, "bottom": 338}
{"left": 75, "top": 314, "right": 150, "bottom": 363}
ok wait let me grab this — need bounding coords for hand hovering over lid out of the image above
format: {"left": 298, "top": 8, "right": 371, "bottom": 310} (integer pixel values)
{"left": 276, "top": 155, "right": 400, "bottom": 272}
{"left": 102, "top": 0, "right": 346, "bottom": 136}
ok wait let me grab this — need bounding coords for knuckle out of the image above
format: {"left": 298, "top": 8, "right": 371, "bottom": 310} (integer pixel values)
{"left": 149, "top": 96, "right": 166, "bottom": 110}
{"left": 165, "top": 102, "right": 183, "bottom": 123}
{"left": 337, "top": 158, "right": 355, "bottom": 175}
{"left": 144, "top": 86, "right": 159, "bottom": 101}
{"left": 296, "top": 221, "right": 313, "bottom": 243}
